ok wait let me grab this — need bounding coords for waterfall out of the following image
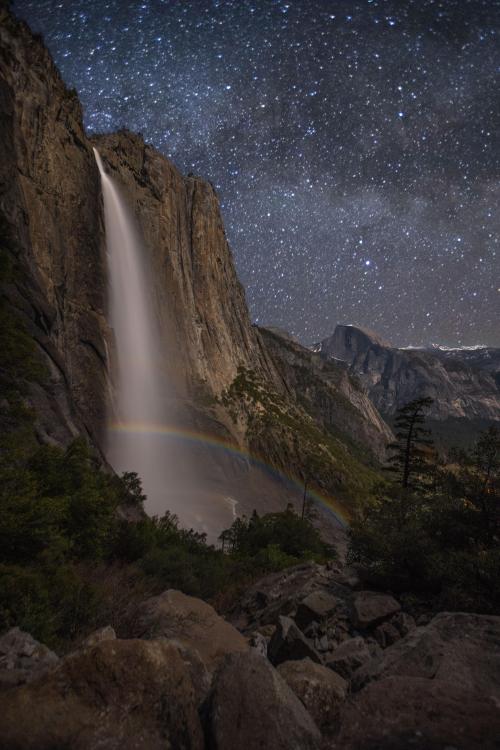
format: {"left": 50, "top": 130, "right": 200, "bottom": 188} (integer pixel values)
{"left": 93, "top": 148, "right": 169, "bottom": 512}
{"left": 93, "top": 147, "right": 263, "bottom": 541}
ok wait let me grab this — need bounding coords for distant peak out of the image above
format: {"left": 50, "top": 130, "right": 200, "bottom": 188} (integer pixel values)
{"left": 334, "top": 324, "right": 391, "bottom": 348}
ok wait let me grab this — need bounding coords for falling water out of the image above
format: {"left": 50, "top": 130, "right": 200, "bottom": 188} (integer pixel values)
{"left": 93, "top": 147, "right": 302, "bottom": 540}
{"left": 93, "top": 147, "right": 169, "bottom": 510}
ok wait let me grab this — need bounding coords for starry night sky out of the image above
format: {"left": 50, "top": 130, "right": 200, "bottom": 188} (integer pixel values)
{"left": 13, "top": 0, "right": 500, "bottom": 347}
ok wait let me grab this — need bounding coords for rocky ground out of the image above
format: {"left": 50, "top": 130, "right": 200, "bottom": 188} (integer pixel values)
{"left": 1, "top": 562, "right": 499, "bottom": 749}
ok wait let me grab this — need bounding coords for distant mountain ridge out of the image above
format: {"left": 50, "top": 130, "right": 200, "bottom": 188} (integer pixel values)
{"left": 315, "top": 325, "right": 500, "bottom": 432}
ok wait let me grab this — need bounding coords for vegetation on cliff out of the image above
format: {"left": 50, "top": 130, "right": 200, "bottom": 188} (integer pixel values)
{"left": 221, "top": 366, "right": 381, "bottom": 515}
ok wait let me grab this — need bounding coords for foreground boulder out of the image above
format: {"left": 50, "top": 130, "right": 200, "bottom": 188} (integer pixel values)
{"left": 373, "top": 620, "right": 401, "bottom": 649}
{"left": 351, "top": 591, "right": 401, "bottom": 629}
{"left": 277, "top": 658, "right": 347, "bottom": 734}
{"left": 295, "top": 591, "right": 339, "bottom": 630}
{"left": 0, "top": 628, "right": 59, "bottom": 690}
{"left": 326, "top": 636, "right": 371, "bottom": 679}
{"left": 337, "top": 675, "right": 500, "bottom": 750}
{"left": 134, "top": 589, "right": 248, "bottom": 673}
{"left": 352, "top": 611, "right": 500, "bottom": 693}
{"left": 207, "top": 651, "right": 322, "bottom": 750}
{"left": 268, "top": 615, "right": 322, "bottom": 666}
{"left": 0, "top": 639, "right": 204, "bottom": 750}
{"left": 339, "top": 613, "right": 500, "bottom": 749}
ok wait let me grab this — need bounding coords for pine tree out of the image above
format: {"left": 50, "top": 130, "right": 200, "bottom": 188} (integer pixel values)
{"left": 386, "top": 397, "right": 435, "bottom": 490}
{"left": 465, "top": 425, "right": 499, "bottom": 538}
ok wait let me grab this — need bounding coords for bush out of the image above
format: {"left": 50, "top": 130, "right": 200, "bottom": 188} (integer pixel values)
{"left": 220, "top": 508, "right": 333, "bottom": 565}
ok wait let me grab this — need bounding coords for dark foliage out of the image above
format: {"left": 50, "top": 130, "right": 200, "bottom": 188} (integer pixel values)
{"left": 0, "top": 434, "right": 332, "bottom": 647}
{"left": 349, "top": 400, "right": 500, "bottom": 614}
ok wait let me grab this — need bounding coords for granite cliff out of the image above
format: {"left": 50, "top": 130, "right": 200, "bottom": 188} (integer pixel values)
{"left": 0, "top": 6, "right": 277, "bottom": 442}
{"left": 260, "top": 327, "right": 392, "bottom": 461}
{"left": 316, "top": 324, "right": 500, "bottom": 446}
{"left": 0, "top": 8, "right": 109, "bottom": 448}
{"left": 0, "top": 7, "right": 392, "bottom": 520}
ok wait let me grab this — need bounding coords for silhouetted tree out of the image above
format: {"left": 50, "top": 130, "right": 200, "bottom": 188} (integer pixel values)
{"left": 386, "top": 397, "right": 435, "bottom": 490}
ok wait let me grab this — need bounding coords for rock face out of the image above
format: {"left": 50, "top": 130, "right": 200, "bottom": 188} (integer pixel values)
{"left": 0, "top": 628, "right": 59, "bottom": 690}
{"left": 0, "top": 7, "right": 278, "bottom": 450}
{"left": 0, "top": 638, "right": 204, "bottom": 750}
{"left": 133, "top": 588, "right": 248, "bottom": 674}
{"left": 207, "top": 651, "right": 322, "bottom": 750}
{"left": 260, "top": 327, "right": 393, "bottom": 460}
{"left": 351, "top": 611, "right": 500, "bottom": 694}
{"left": 0, "top": 7, "right": 388, "bottom": 522}
{"left": 0, "top": 8, "right": 110, "bottom": 447}
{"left": 268, "top": 615, "right": 322, "bottom": 666}
{"left": 277, "top": 658, "right": 347, "bottom": 733}
{"left": 337, "top": 675, "right": 500, "bottom": 750}
{"left": 93, "top": 131, "right": 279, "bottom": 405}
{"left": 317, "top": 324, "right": 500, "bottom": 429}
{"left": 351, "top": 590, "right": 401, "bottom": 629}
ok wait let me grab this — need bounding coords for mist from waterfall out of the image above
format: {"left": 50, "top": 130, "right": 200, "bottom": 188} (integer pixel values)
{"left": 94, "top": 147, "right": 170, "bottom": 515}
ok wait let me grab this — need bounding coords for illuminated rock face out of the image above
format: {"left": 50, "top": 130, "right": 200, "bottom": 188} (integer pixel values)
{"left": 92, "top": 129, "right": 280, "bottom": 405}
{"left": 0, "top": 7, "right": 393, "bottom": 481}
{"left": 0, "top": 6, "right": 278, "bottom": 456}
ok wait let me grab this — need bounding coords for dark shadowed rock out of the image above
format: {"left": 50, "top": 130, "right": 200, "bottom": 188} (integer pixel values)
{"left": 295, "top": 591, "right": 339, "bottom": 630}
{"left": 208, "top": 651, "right": 322, "bottom": 750}
{"left": 374, "top": 620, "right": 401, "bottom": 648}
{"left": 277, "top": 658, "right": 347, "bottom": 734}
{"left": 391, "top": 610, "right": 416, "bottom": 637}
{"left": 249, "top": 631, "right": 268, "bottom": 657}
{"left": 230, "top": 562, "right": 350, "bottom": 633}
{"left": 134, "top": 589, "right": 248, "bottom": 674}
{"left": 351, "top": 611, "right": 500, "bottom": 694}
{"left": 0, "top": 8, "right": 110, "bottom": 448}
{"left": 0, "top": 628, "right": 59, "bottom": 690}
{"left": 268, "top": 616, "right": 322, "bottom": 666}
{"left": 0, "top": 638, "right": 204, "bottom": 749}
{"left": 342, "top": 613, "right": 500, "bottom": 749}
{"left": 326, "top": 636, "right": 371, "bottom": 679}
{"left": 352, "top": 590, "right": 401, "bottom": 629}
{"left": 80, "top": 625, "right": 116, "bottom": 648}
{"left": 336, "top": 675, "right": 500, "bottom": 750}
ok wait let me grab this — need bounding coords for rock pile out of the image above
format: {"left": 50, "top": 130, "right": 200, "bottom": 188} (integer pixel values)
{"left": 0, "top": 571, "right": 499, "bottom": 749}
